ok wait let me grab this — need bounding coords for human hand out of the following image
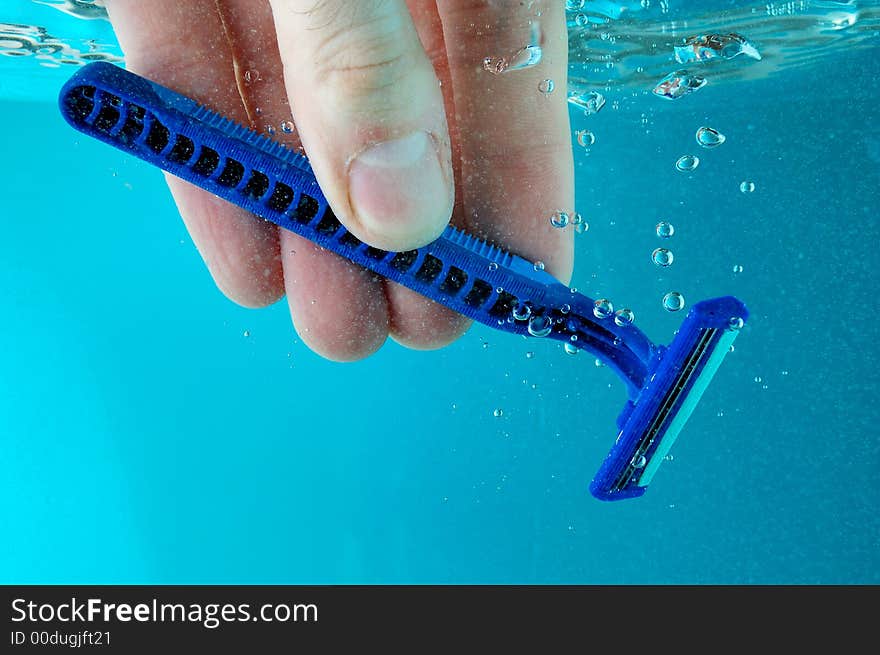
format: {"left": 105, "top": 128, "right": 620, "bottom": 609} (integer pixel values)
{"left": 105, "top": 0, "right": 574, "bottom": 361}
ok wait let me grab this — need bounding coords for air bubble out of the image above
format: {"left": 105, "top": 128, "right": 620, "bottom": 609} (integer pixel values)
{"left": 696, "top": 126, "right": 726, "bottom": 148}
{"left": 631, "top": 454, "right": 647, "bottom": 469}
{"left": 656, "top": 221, "right": 675, "bottom": 238}
{"left": 512, "top": 302, "right": 532, "bottom": 321}
{"left": 652, "top": 247, "right": 674, "bottom": 267}
{"left": 493, "top": 408, "right": 504, "bottom": 418}
{"left": 527, "top": 315, "right": 553, "bottom": 338}
{"left": 567, "top": 89, "right": 605, "bottom": 115}
{"left": 593, "top": 298, "right": 614, "bottom": 319}
{"left": 564, "top": 343, "right": 578, "bottom": 355}
{"left": 483, "top": 56, "right": 507, "bottom": 74}
{"left": 576, "top": 130, "right": 595, "bottom": 148}
{"left": 675, "top": 154, "right": 700, "bottom": 172}
{"left": 550, "top": 211, "right": 570, "bottom": 228}
{"left": 507, "top": 43, "right": 543, "bottom": 72}
{"left": 488, "top": 262, "right": 499, "bottom": 271}
{"left": 728, "top": 316, "right": 745, "bottom": 331}
{"left": 662, "top": 291, "right": 686, "bottom": 312}
{"left": 653, "top": 70, "right": 706, "bottom": 100}
{"left": 740, "top": 181, "right": 756, "bottom": 193}
{"left": 614, "top": 308, "right": 635, "bottom": 326}
{"left": 280, "top": 120, "right": 295, "bottom": 134}
{"left": 533, "top": 261, "right": 545, "bottom": 272}
{"left": 538, "top": 78, "right": 555, "bottom": 94}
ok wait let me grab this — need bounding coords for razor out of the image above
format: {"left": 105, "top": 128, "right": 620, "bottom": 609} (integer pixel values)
{"left": 58, "top": 62, "right": 749, "bottom": 501}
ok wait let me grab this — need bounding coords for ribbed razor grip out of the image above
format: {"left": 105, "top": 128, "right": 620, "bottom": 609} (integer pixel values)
{"left": 59, "top": 62, "right": 655, "bottom": 392}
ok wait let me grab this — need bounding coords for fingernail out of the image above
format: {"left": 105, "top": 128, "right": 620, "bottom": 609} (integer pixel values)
{"left": 348, "top": 131, "right": 452, "bottom": 248}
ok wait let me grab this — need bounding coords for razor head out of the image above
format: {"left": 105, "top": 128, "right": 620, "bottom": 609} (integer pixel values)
{"left": 590, "top": 296, "right": 748, "bottom": 501}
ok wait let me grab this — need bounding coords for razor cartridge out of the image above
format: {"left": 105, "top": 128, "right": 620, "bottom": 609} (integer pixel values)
{"left": 58, "top": 62, "right": 749, "bottom": 501}
{"left": 590, "top": 297, "right": 748, "bottom": 500}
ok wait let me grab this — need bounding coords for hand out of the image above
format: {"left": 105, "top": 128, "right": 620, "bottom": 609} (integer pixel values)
{"left": 105, "top": 0, "right": 574, "bottom": 361}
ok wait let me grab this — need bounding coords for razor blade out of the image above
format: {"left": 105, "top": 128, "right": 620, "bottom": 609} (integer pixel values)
{"left": 590, "top": 297, "right": 747, "bottom": 500}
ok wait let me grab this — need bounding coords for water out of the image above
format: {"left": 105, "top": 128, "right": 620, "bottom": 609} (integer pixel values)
{"left": 1, "top": 0, "right": 878, "bottom": 584}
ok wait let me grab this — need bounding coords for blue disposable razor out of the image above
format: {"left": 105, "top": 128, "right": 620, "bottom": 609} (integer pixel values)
{"left": 58, "top": 62, "right": 749, "bottom": 501}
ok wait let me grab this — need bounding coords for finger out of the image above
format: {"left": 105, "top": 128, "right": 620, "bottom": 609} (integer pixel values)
{"left": 218, "top": 0, "right": 389, "bottom": 361}
{"left": 384, "top": 0, "right": 471, "bottom": 350}
{"left": 435, "top": 0, "right": 575, "bottom": 284}
{"left": 216, "top": 0, "right": 300, "bottom": 148}
{"left": 104, "top": 0, "right": 284, "bottom": 308}
{"left": 268, "top": 0, "right": 455, "bottom": 251}
{"left": 280, "top": 232, "right": 389, "bottom": 360}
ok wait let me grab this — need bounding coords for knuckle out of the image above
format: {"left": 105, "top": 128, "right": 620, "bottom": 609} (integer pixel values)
{"left": 307, "top": 2, "right": 415, "bottom": 99}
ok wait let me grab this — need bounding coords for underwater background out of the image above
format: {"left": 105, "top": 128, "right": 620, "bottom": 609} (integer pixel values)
{"left": 1, "top": 0, "right": 877, "bottom": 584}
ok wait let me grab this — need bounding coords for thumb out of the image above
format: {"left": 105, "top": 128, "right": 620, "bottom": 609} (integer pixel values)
{"left": 268, "top": 0, "right": 454, "bottom": 251}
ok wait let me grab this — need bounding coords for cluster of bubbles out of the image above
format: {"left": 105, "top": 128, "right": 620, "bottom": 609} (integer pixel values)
{"left": 504, "top": 294, "right": 555, "bottom": 341}
{"left": 243, "top": 72, "right": 300, "bottom": 138}
{"left": 568, "top": 90, "right": 604, "bottom": 156}
{"left": 549, "top": 210, "right": 589, "bottom": 235}
{"left": 564, "top": 0, "right": 589, "bottom": 28}
{"left": 478, "top": 17, "right": 756, "bottom": 357}
{"left": 675, "top": 126, "right": 726, "bottom": 171}
{"left": 650, "top": 221, "right": 685, "bottom": 311}
{"left": 583, "top": 299, "right": 634, "bottom": 348}
{"left": 652, "top": 223, "right": 674, "bottom": 266}
{"left": 677, "top": 126, "right": 756, "bottom": 193}
{"left": 653, "top": 33, "right": 761, "bottom": 102}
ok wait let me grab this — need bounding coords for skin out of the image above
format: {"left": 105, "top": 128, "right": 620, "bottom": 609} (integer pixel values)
{"left": 104, "top": 0, "right": 575, "bottom": 362}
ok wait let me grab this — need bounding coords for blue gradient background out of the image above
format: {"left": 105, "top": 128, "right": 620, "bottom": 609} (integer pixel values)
{"left": 1, "top": 2, "right": 878, "bottom": 583}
